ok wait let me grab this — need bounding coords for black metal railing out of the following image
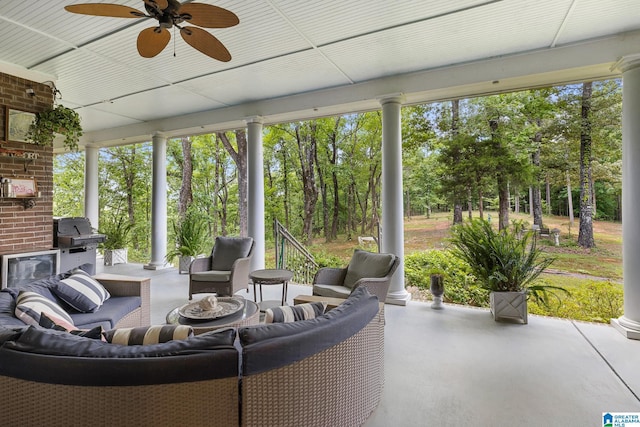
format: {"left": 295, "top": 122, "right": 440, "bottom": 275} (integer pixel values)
{"left": 274, "top": 219, "right": 318, "bottom": 285}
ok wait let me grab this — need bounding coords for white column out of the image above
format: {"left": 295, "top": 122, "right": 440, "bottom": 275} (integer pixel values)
{"left": 612, "top": 54, "right": 640, "bottom": 339}
{"left": 84, "top": 145, "right": 99, "bottom": 230}
{"left": 380, "top": 95, "right": 410, "bottom": 306}
{"left": 145, "top": 133, "right": 169, "bottom": 270}
{"left": 246, "top": 117, "right": 265, "bottom": 271}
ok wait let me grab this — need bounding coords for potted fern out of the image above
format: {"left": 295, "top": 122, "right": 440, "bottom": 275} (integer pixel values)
{"left": 166, "top": 210, "right": 208, "bottom": 273}
{"left": 449, "top": 219, "right": 562, "bottom": 324}
{"left": 27, "top": 104, "right": 83, "bottom": 151}
{"left": 99, "top": 217, "right": 131, "bottom": 266}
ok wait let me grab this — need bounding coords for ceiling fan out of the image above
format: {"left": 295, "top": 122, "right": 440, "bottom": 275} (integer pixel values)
{"left": 65, "top": 0, "right": 239, "bottom": 61}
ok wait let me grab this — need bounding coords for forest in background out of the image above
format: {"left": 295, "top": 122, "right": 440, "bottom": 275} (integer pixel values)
{"left": 53, "top": 79, "right": 622, "bottom": 263}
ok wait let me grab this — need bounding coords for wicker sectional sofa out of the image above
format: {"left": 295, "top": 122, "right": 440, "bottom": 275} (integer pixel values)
{"left": 0, "top": 286, "right": 384, "bottom": 427}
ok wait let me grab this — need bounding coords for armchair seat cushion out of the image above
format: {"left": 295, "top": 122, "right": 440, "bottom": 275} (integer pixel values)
{"left": 343, "top": 249, "right": 396, "bottom": 289}
{"left": 191, "top": 270, "right": 231, "bottom": 282}
{"left": 312, "top": 284, "right": 352, "bottom": 299}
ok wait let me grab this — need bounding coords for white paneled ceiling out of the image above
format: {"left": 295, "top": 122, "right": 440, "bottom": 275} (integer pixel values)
{"left": 0, "top": 0, "right": 639, "bottom": 149}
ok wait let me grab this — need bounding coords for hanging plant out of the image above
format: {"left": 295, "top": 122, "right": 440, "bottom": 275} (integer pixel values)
{"left": 27, "top": 104, "right": 83, "bottom": 151}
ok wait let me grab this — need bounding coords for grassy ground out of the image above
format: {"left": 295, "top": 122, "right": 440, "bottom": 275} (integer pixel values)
{"left": 279, "top": 211, "right": 624, "bottom": 322}
{"left": 302, "top": 210, "right": 622, "bottom": 281}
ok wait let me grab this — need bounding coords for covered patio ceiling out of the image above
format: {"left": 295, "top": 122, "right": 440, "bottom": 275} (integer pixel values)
{"left": 1, "top": 0, "right": 639, "bottom": 151}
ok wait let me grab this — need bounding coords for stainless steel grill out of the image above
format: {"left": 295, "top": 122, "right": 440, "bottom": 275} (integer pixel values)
{"left": 53, "top": 217, "right": 105, "bottom": 275}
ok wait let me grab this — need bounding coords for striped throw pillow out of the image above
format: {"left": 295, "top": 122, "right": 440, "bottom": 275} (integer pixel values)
{"left": 15, "top": 291, "right": 74, "bottom": 327}
{"left": 104, "top": 325, "right": 194, "bottom": 345}
{"left": 53, "top": 272, "right": 110, "bottom": 313}
{"left": 39, "top": 312, "right": 104, "bottom": 340}
{"left": 265, "top": 302, "right": 327, "bottom": 323}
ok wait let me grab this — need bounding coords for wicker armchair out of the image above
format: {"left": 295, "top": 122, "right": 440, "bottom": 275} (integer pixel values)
{"left": 189, "top": 237, "right": 254, "bottom": 300}
{"left": 312, "top": 249, "right": 399, "bottom": 303}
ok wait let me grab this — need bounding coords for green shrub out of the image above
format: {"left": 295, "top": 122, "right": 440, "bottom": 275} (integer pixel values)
{"left": 404, "top": 250, "right": 488, "bottom": 307}
{"left": 310, "top": 250, "right": 344, "bottom": 268}
{"left": 529, "top": 280, "right": 623, "bottom": 323}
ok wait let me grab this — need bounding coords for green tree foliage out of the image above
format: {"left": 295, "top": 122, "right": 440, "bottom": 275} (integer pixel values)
{"left": 99, "top": 144, "right": 152, "bottom": 261}
{"left": 53, "top": 152, "right": 85, "bottom": 219}
{"left": 52, "top": 79, "right": 622, "bottom": 266}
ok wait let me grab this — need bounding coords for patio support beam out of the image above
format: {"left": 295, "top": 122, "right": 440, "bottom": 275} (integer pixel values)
{"left": 247, "top": 117, "right": 265, "bottom": 272}
{"left": 613, "top": 54, "right": 640, "bottom": 339}
{"left": 380, "top": 95, "right": 410, "bottom": 306}
{"left": 144, "top": 132, "right": 169, "bottom": 270}
{"left": 84, "top": 144, "right": 99, "bottom": 229}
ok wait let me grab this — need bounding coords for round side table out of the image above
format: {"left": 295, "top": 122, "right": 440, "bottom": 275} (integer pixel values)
{"left": 249, "top": 268, "right": 294, "bottom": 311}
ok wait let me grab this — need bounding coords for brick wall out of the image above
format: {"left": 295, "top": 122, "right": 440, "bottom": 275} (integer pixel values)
{"left": 0, "top": 72, "right": 55, "bottom": 254}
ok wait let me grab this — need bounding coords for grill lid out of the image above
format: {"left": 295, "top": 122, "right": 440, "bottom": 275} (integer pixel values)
{"left": 53, "top": 217, "right": 105, "bottom": 247}
{"left": 54, "top": 217, "right": 94, "bottom": 236}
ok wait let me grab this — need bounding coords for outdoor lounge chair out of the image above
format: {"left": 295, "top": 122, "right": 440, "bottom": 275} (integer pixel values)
{"left": 312, "top": 249, "right": 399, "bottom": 303}
{"left": 189, "top": 236, "right": 254, "bottom": 299}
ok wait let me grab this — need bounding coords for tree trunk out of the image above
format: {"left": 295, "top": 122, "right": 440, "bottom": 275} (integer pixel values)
{"left": 489, "top": 119, "right": 509, "bottom": 230}
{"left": 531, "top": 142, "right": 543, "bottom": 227}
{"left": 217, "top": 131, "right": 248, "bottom": 237}
{"left": 315, "top": 137, "right": 330, "bottom": 242}
{"left": 178, "top": 137, "right": 193, "bottom": 218}
{"left": 566, "top": 170, "right": 574, "bottom": 226}
{"left": 453, "top": 204, "right": 463, "bottom": 224}
{"left": 467, "top": 187, "right": 472, "bottom": 219}
{"left": 281, "top": 144, "right": 290, "bottom": 229}
{"left": 578, "top": 81, "right": 595, "bottom": 248}
{"left": 212, "top": 137, "right": 220, "bottom": 236}
{"left": 477, "top": 187, "right": 484, "bottom": 219}
{"left": 452, "top": 99, "right": 463, "bottom": 225}
{"left": 591, "top": 175, "right": 597, "bottom": 219}
{"left": 545, "top": 174, "right": 551, "bottom": 215}
{"left": 498, "top": 175, "right": 509, "bottom": 230}
{"left": 295, "top": 123, "right": 319, "bottom": 245}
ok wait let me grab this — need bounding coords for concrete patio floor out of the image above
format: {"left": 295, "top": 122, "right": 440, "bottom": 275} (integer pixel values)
{"left": 98, "top": 262, "right": 640, "bottom": 427}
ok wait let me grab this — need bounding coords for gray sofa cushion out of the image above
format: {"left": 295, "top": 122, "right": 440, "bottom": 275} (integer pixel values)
{"left": 210, "top": 237, "right": 253, "bottom": 270}
{"left": 343, "top": 249, "right": 395, "bottom": 289}
{"left": 239, "top": 287, "right": 379, "bottom": 375}
{"left": 0, "top": 327, "right": 238, "bottom": 386}
{"left": 0, "top": 291, "right": 26, "bottom": 327}
{"left": 69, "top": 296, "right": 141, "bottom": 329}
{"left": 0, "top": 326, "right": 25, "bottom": 344}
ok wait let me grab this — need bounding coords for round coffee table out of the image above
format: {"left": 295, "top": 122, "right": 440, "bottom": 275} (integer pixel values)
{"left": 249, "top": 268, "right": 294, "bottom": 311}
{"left": 166, "top": 298, "right": 260, "bottom": 335}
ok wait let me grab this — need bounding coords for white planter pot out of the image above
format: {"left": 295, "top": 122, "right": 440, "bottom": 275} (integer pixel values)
{"left": 178, "top": 255, "right": 194, "bottom": 274}
{"left": 104, "top": 248, "right": 128, "bottom": 266}
{"left": 490, "top": 291, "right": 528, "bottom": 324}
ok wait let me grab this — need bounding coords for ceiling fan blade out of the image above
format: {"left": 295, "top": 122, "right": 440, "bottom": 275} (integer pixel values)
{"left": 178, "top": 3, "right": 239, "bottom": 28}
{"left": 180, "top": 26, "right": 231, "bottom": 62}
{"left": 65, "top": 4, "right": 145, "bottom": 18}
{"left": 137, "top": 27, "right": 171, "bottom": 58}
{"left": 143, "top": 0, "right": 169, "bottom": 11}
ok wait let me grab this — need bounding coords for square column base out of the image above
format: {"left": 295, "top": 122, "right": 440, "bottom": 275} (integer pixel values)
{"left": 385, "top": 291, "right": 411, "bottom": 306}
{"left": 611, "top": 319, "right": 640, "bottom": 340}
{"left": 144, "top": 263, "right": 171, "bottom": 270}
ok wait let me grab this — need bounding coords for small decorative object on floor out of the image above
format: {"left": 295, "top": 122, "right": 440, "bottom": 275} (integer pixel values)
{"left": 430, "top": 273, "right": 444, "bottom": 309}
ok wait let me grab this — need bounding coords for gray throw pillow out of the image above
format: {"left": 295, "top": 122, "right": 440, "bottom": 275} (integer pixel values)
{"left": 343, "top": 249, "right": 395, "bottom": 289}
{"left": 210, "top": 237, "right": 253, "bottom": 270}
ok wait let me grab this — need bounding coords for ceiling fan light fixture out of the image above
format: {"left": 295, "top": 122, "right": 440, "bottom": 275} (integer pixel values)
{"left": 65, "top": 1, "right": 239, "bottom": 61}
